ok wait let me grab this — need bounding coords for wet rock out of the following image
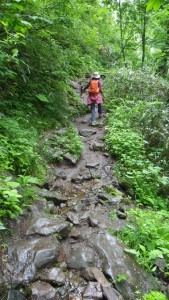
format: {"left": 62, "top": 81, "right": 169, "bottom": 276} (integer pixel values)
{"left": 66, "top": 244, "right": 99, "bottom": 270}
{"left": 81, "top": 119, "right": 88, "bottom": 124}
{"left": 69, "top": 296, "right": 82, "bottom": 300}
{"left": 31, "top": 282, "right": 57, "bottom": 300}
{"left": 88, "top": 216, "right": 99, "bottom": 227}
{"left": 69, "top": 227, "right": 84, "bottom": 240}
{"left": 98, "top": 193, "right": 123, "bottom": 206}
{"left": 69, "top": 227, "right": 98, "bottom": 241}
{"left": 80, "top": 212, "right": 90, "bottom": 222}
{"left": 116, "top": 211, "right": 127, "bottom": 219}
{"left": 90, "top": 267, "right": 124, "bottom": 300}
{"left": 79, "top": 129, "right": 96, "bottom": 137}
{"left": 81, "top": 267, "right": 95, "bottom": 281}
{"left": 63, "top": 153, "right": 79, "bottom": 165}
{"left": 69, "top": 81, "right": 80, "bottom": 89}
{"left": 5, "top": 289, "right": 26, "bottom": 300}
{"left": 55, "top": 171, "right": 67, "bottom": 180}
{"left": 67, "top": 212, "right": 80, "bottom": 225}
{"left": 83, "top": 282, "right": 103, "bottom": 299}
{"left": 0, "top": 273, "right": 6, "bottom": 294}
{"left": 90, "top": 141, "right": 104, "bottom": 151}
{"left": 60, "top": 261, "right": 68, "bottom": 271}
{"left": 47, "top": 201, "right": 58, "bottom": 213}
{"left": 72, "top": 203, "right": 83, "bottom": 212}
{"left": 37, "top": 267, "right": 65, "bottom": 286}
{"left": 103, "top": 152, "right": 109, "bottom": 157}
{"left": 71, "top": 171, "right": 92, "bottom": 183}
{"left": 88, "top": 231, "right": 160, "bottom": 299}
{"left": 89, "top": 169, "right": 101, "bottom": 179}
{"left": 36, "top": 189, "right": 68, "bottom": 205}
{"left": 108, "top": 218, "right": 128, "bottom": 233}
{"left": 28, "top": 199, "right": 48, "bottom": 216}
{"left": 86, "top": 161, "right": 100, "bottom": 168}
{"left": 7, "top": 237, "right": 60, "bottom": 286}
{"left": 25, "top": 216, "right": 70, "bottom": 238}
{"left": 60, "top": 203, "right": 67, "bottom": 208}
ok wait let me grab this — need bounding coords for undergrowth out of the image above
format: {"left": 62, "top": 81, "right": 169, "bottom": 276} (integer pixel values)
{"left": 111, "top": 208, "right": 169, "bottom": 275}
{"left": 104, "top": 68, "right": 169, "bottom": 208}
{"left": 106, "top": 69, "right": 169, "bottom": 297}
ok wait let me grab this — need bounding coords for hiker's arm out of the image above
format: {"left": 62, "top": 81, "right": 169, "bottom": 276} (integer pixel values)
{"left": 81, "top": 81, "right": 90, "bottom": 94}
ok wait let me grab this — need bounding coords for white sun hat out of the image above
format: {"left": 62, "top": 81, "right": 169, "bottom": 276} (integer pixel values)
{"left": 92, "top": 72, "right": 100, "bottom": 79}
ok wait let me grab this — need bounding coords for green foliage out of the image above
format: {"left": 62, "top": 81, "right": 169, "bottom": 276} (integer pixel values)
{"left": 114, "top": 208, "right": 169, "bottom": 274}
{"left": 105, "top": 114, "right": 167, "bottom": 208}
{"left": 143, "top": 291, "right": 167, "bottom": 300}
{"left": 0, "top": 117, "right": 45, "bottom": 177}
{"left": 0, "top": 174, "right": 41, "bottom": 227}
{"left": 116, "top": 273, "right": 128, "bottom": 283}
{"left": 0, "top": 176, "right": 22, "bottom": 219}
{"left": 105, "top": 68, "right": 169, "bottom": 208}
{"left": 104, "top": 68, "right": 169, "bottom": 103}
{"left": 146, "top": 0, "right": 164, "bottom": 11}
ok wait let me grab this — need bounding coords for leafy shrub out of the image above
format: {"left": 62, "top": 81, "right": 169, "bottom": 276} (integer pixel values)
{"left": 0, "top": 175, "right": 41, "bottom": 228}
{"left": 0, "top": 177, "right": 22, "bottom": 219}
{"left": 0, "top": 117, "right": 45, "bottom": 177}
{"left": 104, "top": 68, "right": 169, "bottom": 208}
{"left": 104, "top": 68, "right": 169, "bottom": 103}
{"left": 114, "top": 208, "right": 169, "bottom": 275}
{"left": 105, "top": 113, "right": 168, "bottom": 208}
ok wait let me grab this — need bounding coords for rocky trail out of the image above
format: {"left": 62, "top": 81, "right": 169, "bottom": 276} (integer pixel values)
{"left": 0, "top": 88, "right": 160, "bottom": 300}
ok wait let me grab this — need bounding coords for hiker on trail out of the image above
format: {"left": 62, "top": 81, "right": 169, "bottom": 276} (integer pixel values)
{"left": 82, "top": 72, "right": 104, "bottom": 125}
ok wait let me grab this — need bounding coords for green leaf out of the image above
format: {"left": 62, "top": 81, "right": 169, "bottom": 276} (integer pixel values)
{"left": 124, "top": 248, "right": 138, "bottom": 256}
{"left": 158, "top": 247, "right": 169, "bottom": 255}
{"left": 146, "top": 0, "right": 163, "bottom": 11}
{"left": 12, "top": 48, "right": 19, "bottom": 58}
{"left": 20, "top": 20, "right": 32, "bottom": 28}
{"left": 36, "top": 94, "right": 49, "bottom": 103}
{"left": 139, "top": 245, "right": 146, "bottom": 253}
{"left": 6, "top": 181, "right": 20, "bottom": 187}
{"left": 149, "top": 249, "right": 163, "bottom": 260}
{"left": 12, "top": 3, "right": 24, "bottom": 11}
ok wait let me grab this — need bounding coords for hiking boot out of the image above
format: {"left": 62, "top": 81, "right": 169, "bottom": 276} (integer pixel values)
{"left": 99, "top": 114, "right": 103, "bottom": 118}
{"left": 90, "top": 121, "right": 97, "bottom": 126}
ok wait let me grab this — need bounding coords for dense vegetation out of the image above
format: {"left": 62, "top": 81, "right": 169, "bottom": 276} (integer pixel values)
{"left": 105, "top": 69, "right": 169, "bottom": 295}
{"left": 0, "top": 0, "right": 169, "bottom": 298}
{"left": 0, "top": 0, "right": 114, "bottom": 227}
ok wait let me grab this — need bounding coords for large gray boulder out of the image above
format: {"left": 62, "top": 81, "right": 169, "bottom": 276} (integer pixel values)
{"left": 31, "top": 282, "right": 57, "bottom": 300}
{"left": 6, "top": 237, "right": 60, "bottom": 286}
{"left": 25, "top": 216, "right": 70, "bottom": 238}
{"left": 88, "top": 231, "right": 160, "bottom": 300}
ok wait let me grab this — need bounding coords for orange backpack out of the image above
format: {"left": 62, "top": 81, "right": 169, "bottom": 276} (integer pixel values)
{"left": 88, "top": 80, "right": 99, "bottom": 94}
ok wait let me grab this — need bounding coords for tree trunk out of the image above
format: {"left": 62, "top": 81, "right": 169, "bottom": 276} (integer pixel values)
{"left": 141, "top": 10, "right": 146, "bottom": 65}
{"left": 118, "top": 0, "right": 126, "bottom": 63}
